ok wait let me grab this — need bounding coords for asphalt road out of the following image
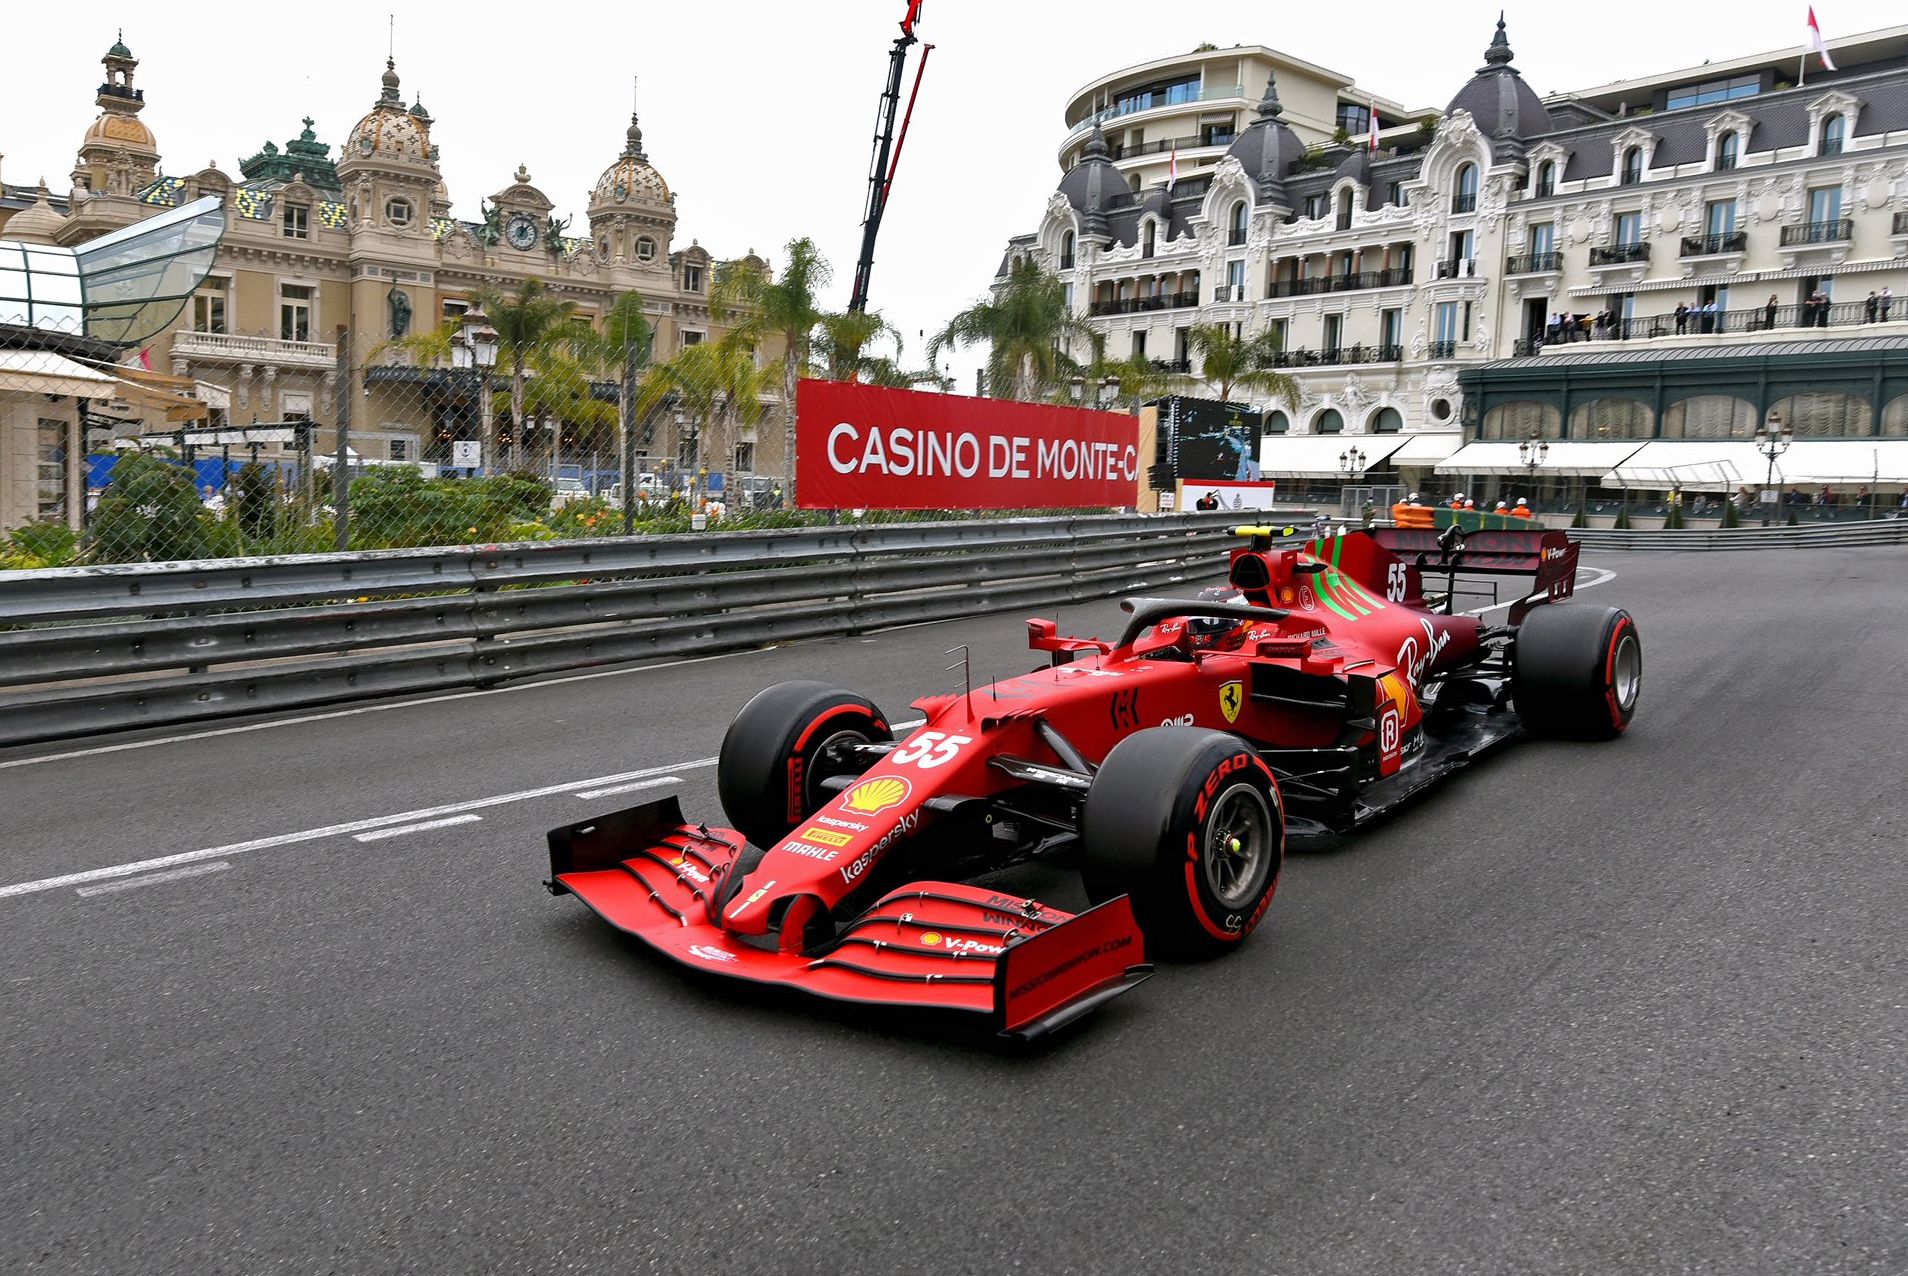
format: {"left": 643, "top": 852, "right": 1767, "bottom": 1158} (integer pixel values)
{"left": 1, "top": 549, "right": 1902, "bottom": 1275}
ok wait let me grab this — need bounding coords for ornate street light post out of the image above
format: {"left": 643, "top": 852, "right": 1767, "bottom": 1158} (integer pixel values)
{"left": 1756, "top": 409, "right": 1793, "bottom": 524}
{"left": 451, "top": 307, "right": 499, "bottom": 475}
{"left": 1519, "top": 434, "right": 1549, "bottom": 510}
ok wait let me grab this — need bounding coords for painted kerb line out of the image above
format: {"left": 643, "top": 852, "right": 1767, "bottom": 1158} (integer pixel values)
{"left": 353, "top": 814, "right": 484, "bottom": 842}
{"left": 75, "top": 862, "right": 231, "bottom": 897}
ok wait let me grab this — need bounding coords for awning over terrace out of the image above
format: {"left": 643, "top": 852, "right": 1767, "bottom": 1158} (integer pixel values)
{"left": 0, "top": 348, "right": 118, "bottom": 398}
{"left": 1436, "top": 440, "right": 1645, "bottom": 477}
{"left": 1608, "top": 440, "right": 1908, "bottom": 488}
{"left": 1256, "top": 435, "right": 1408, "bottom": 479}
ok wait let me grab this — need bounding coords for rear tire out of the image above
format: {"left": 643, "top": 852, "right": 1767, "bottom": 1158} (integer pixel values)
{"left": 717, "top": 681, "right": 890, "bottom": 849}
{"left": 1514, "top": 605, "right": 1641, "bottom": 741}
{"left": 1081, "top": 728, "right": 1285, "bottom": 960}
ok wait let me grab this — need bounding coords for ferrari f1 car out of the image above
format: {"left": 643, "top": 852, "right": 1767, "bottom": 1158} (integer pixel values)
{"left": 545, "top": 524, "right": 1640, "bottom": 1039}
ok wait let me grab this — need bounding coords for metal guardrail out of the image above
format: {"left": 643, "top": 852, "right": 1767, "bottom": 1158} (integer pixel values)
{"left": 1570, "top": 517, "right": 1906, "bottom": 551}
{"left": 0, "top": 513, "right": 1244, "bottom": 747}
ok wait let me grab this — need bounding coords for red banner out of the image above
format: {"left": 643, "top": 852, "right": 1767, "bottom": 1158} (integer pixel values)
{"left": 796, "top": 380, "right": 1141, "bottom": 510}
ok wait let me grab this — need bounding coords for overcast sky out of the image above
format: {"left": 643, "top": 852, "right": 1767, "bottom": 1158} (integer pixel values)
{"left": 2, "top": 1, "right": 1898, "bottom": 390}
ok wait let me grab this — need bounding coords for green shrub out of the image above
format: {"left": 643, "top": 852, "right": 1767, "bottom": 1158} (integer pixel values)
{"left": 232, "top": 462, "right": 281, "bottom": 541}
{"left": 1663, "top": 505, "right": 1685, "bottom": 530}
{"left": 6, "top": 520, "right": 79, "bottom": 567}
{"left": 85, "top": 455, "right": 215, "bottom": 563}
{"left": 1570, "top": 506, "right": 1588, "bottom": 529}
{"left": 1612, "top": 506, "right": 1632, "bottom": 530}
{"left": 1720, "top": 500, "right": 1741, "bottom": 528}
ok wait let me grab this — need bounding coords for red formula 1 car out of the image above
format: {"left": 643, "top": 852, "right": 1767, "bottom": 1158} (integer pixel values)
{"left": 546, "top": 525, "right": 1640, "bottom": 1039}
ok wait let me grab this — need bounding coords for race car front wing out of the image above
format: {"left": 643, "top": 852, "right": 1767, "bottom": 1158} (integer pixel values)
{"left": 545, "top": 795, "right": 1153, "bottom": 1040}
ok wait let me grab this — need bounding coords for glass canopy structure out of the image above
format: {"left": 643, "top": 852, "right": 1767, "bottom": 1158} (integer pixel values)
{"left": 0, "top": 195, "right": 225, "bottom": 345}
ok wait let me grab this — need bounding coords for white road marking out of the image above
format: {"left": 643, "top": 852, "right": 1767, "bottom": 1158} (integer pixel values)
{"left": 351, "top": 814, "right": 483, "bottom": 842}
{"left": 0, "top": 757, "right": 717, "bottom": 901}
{"left": 573, "top": 775, "right": 683, "bottom": 801}
{"left": 74, "top": 862, "right": 230, "bottom": 897}
{"left": 1460, "top": 566, "right": 1616, "bottom": 617}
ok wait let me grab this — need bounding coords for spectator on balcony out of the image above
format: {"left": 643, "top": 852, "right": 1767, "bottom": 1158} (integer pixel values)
{"left": 1765, "top": 295, "right": 1780, "bottom": 331}
{"left": 1674, "top": 302, "right": 1689, "bottom": 335}
{"left": 1881, "top": 288, "right": 1893, "bottom": 321}
{"left": 1864, "top": 292, "right": 1879, "bottom": 324}
{"left": 1705, "top": 300, "right": 1720, "bottom": 333}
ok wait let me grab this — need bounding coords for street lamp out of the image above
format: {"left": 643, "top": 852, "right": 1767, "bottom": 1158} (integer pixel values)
{"left": 451, "top": 307, "right": 498, "bottom": 474}
{"left": 1519, "top": 434, "right": 1549, "bottom": 508}
{"left": 1756, "top": 409, "right": 1793, "bottom": 524}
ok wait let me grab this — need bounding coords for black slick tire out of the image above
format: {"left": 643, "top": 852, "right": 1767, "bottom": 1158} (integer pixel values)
{"left": 1513, "top": 605, "right": 1641, "bottom": 741}
{"left": 1080, "top": 727, "right": 1285, "bottom": 960}
{"left": 717, "top": 681, "right": 890, "bottom": 849}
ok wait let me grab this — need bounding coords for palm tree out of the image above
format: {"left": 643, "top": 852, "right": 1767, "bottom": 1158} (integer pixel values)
{"left": 653, "top": 337, "right": 766, "bottom": 505}
{"left": 929, "top": 258, "right": 1092, "bottom": 402}
{"left": 471, "top": 278, "right": 582, "bottom": 472}
{"left": 1187, "top": 323, "right": 1299, "bottom": 408}
{"left": 711, "top": 237, "right": 830, "bottom": 502}
{"left": 815, "top": 309, "right": 902, "bottom": 382}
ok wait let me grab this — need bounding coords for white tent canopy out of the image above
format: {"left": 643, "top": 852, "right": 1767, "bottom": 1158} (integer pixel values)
{"left": 0, "top": 348, "right": 119, "bottom": 398}
{"left": 1776, "top": 441, "right": 1908, "bottom": 486}
{"left": 1437, "top": 440, "right": 1645, "bottom": 477}
{"left": 1258, "top": 435, "right": 1408, "bottom": 479}
{"left": 1607, "top": 441, "right": 1767, "bottom": 490}
{"left": 1386, "top": 432, "right": 1465, "bottom": 467}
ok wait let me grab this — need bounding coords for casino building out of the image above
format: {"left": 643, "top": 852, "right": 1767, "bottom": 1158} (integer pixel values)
{"left": 0, "top": 35, "right": 779, "bottom": 523}
{"left": 1000, "top": 19, "right": 1908, "bottom": 504}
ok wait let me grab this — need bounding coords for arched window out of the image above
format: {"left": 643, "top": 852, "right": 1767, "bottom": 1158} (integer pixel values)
{"left": 1569, "top": 397, "right": 1654, "bottom": 438}
{"left": 1314, "top": 408, "right": 1344, "bottom": 434}
{"left": 1264, "top": 410, "right": 1290, "bottom": 436}
{"left": 1821, "top": 113, "right": 1846, "bottom": 155}
{"left": 1060, "top": 230, "right": 1075, "bottom": 268}
{"left": 1535, "top": 161, "right": 1555, "bottom": 197}
{"left": 1335, "top": 189, "right": 1354, "bottom": 231}
{"left": 1142, "top": 221, "right": 1156, "bottom": 258}
{"left": 1882, "top": 395, "right": 1908, "bottom": 437}
{"left": 1661, "top": 395, "right": 1757, "bottom": 439}
{"left": 1228, "top": 201, "right": 1248, "bottom": 246}
{"left": 1620, "top": 146, "right": 1644, "bottom": 185}
{"left": 1482, "top": 402, "right": 1563, "bottom": 440}
{"left": 1769, "top": 392, "right": 1872, "bottom": 437}
{"left": 1452, "top": 163, "right": 1478, "bottom": 213}
{"left": 1370, "top": 407, "right": 1403, "bottom": 433}
{"left": 1716, "top": 131, "right": 1739, "bottom": 171}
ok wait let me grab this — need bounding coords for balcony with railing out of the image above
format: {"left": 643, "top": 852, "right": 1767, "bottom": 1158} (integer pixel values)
{"left": 1227, "top": 227, "right": 1247, "bottom": 247}
{"left": 1059, "top": 253, "right": 1074, "bottom": 270}
{"left": 1679, "top": 231, "right": 1748, "bottom": 258}
{"left": 1894, "top": 210, "right": 1908, "bottom": 235}
{"left": 1266, "top": 267, "right": 1412, "bottom": 299}
{"left": 170, "top": 328, "right": 337, "bottom": 368}
{"left": 1066, "top": 82, "right": 1246, "bottom": 138}
{"left": 1110, "top": 131, "right": 1234, "bottom": 159}
{"left": 1780, "top": 218, "right": 1853, "bottom": 247}
{"left": 1503, "top": 251, "right": 1562, "bottom": 274}
{"left": 1589, "top": 242, "right": 1651, "bottom": 266}
{"left": 1086, "top": 291, "right": 1201, "bottom": 317}
{"left": 1450, "top": 192, "right": 1477, "bottom": 215}
{"left": 1211, "top": 284, "right": 1249, "bottom": 303}
{"left": 1426, "top": 340, "right": 1458, "bottom": 359}
{"left": 1511, "top": 299, "right": 1879, "bottom": 356}
{"left": 1263, "top": 343, "right": 1404, "bottom": 369}
{"left": 1434, "top": 258, "right": 1479, "bottom": 280}
{"left": 1150, "top": 357, "right": 1192, "bottom": 374}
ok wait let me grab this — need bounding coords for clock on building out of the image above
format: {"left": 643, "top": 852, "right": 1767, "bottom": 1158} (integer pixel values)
{"left": 505, "top": 214, "right": 538, "bottom": 250}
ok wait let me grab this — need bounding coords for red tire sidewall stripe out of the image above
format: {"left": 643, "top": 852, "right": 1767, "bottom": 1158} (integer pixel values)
{"left": 1183, "top": 750, "right": 1283, "bottom": 943}
{"left": 1603, "top": 615, "right": 1635, "bottom": 732}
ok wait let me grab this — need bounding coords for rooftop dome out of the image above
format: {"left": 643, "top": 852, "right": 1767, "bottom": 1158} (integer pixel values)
{"left": 5, "top": 186, "right": 67, "bottom": 243}
{"left": 1332, "top": 146, "right": 1372, "bottom": 187}
{"left": 83, "top": 112, "right": 156, "bottom": 151}
{"left": 1056, "top": 119, "right": 1127, "bottom": 238}
{"left": 590, "top": 113, "right": 671, "bottom": 209}
{"left": 343, "top": 60, "right": 434, "bottom": 168}
{"left": 1445, "top": 15, "right": 1550, "bottom": 156}
{"left": 1226, "top": 72, "right": 1307, "bottom": 207}
{"left": 107, "top": 34, "right": 133, "bottom": 59}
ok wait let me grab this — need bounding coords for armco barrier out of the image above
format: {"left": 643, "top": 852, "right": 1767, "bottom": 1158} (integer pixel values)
{"left": 1570, "top": 517, "right": 1907, "bottom": 551}
{"left": 0, "top": 512, "right": 1244, "bottom": 747}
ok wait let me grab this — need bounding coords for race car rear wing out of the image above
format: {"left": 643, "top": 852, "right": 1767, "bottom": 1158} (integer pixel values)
{"left": 1369, "top": 526, "right": 1578, "bottom": 622}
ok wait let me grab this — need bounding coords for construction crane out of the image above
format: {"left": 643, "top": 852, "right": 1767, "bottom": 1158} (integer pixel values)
{"left": 848, "top": 0, "right": 933, "bottom": 314}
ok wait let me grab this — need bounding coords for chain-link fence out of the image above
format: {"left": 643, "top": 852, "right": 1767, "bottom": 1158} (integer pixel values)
{"left": 3, "top": 312, "right": 1109, "bottom": 569}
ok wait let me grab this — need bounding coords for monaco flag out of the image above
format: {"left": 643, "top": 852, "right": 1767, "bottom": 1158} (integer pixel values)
{"left": 1167, "top": 146, "right": 1178, "bottom": 192}
{"left": 1808, "top": 6, "right": 1836, "bottom": 70}
{"left": 1368, "top": 105, "right": 1380, "bottom": 153}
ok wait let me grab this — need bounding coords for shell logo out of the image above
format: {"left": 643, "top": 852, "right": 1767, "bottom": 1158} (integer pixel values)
{"left": 843, "top": 775, "right": 912, "bottom": 816}
{"left": 921, "top": 932, "right": 943, "bottom": 946}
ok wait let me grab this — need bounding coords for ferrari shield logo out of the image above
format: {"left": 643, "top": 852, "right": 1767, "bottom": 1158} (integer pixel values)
{"left": 1219, "top": 680, "right": 1244, "bottom": 723}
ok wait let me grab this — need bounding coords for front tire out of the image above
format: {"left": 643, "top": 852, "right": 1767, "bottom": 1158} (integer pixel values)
{"left": 717, "top": 681, "right": 890, "bottom": 849}
{"left": 1514, "top": 605, "right": 1641, "bottom": 740}
{"left": 1081, "top": 728, "right": 1285, "bottom": 959}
